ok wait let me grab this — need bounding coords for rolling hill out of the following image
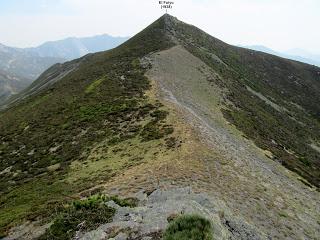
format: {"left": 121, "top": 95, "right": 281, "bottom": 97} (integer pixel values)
{"left": 0, "top": 14, "right": 319, "bottom": 240}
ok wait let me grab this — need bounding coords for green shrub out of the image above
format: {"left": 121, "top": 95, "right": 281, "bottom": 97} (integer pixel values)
{"left": 38, "top": 195, "right": 115, "bottom": 240}
{"left": 72, "top": 194, "right": 138, "bottom": 209}
{"left": 72, "top": 194, "right": 107, "bottom": 210}
{"left": 39, "top": 206, "right": 115, "bottom": 240}
{"left": 141, "top": 121, "right": 174, "bottom": 141}
{"left": 163, "top": 215, "right": 213, "bottom": 240}
{"left": 109, "top": 196, "right": 138, "bottom": 208}
{"left": 38, "top": 194, "right": 137, "bottom": 239}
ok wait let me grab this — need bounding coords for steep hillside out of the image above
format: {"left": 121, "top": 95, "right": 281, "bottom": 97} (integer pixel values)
{"left": 0, "top": 35, "right": 128, "bottom": 105}
{"left": 0, "top": 60, "right": 82, "bottom": 110}
{"left": 0, "top": 15, "right": 175, "bottom": 237}
{"left": 0, "top": 44, "right": 62, "bottom": 80}
{"left": 0, "top": 15, "right": 319, "bottom": 240}
{"left": 0, "top": 44, "right": 63, "bottom": 104}
{"left": 163, "top": 16, "right": 320, "bottom": 187}
{"left": 0, "top": 70, "right": 29, "bottom": 103}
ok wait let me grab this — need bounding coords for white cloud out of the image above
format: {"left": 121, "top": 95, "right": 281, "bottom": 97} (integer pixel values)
{"left": 0, "top": 0, "right": 319, "bottom": 53}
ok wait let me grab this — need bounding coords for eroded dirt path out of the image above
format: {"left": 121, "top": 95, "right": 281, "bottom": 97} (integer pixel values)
{"left": 144, "top": 45, "right": 320, "bottom": 240}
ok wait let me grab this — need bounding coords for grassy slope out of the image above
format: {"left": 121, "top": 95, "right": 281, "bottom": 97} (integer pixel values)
{"left": 166, "top": 16, "right": 320, "bottom": 188}
{"left": 1, "top": 13, "right": 320, "bottom": 237}
{"left": 0, "top": 16, "right": 175, "bottom": 235}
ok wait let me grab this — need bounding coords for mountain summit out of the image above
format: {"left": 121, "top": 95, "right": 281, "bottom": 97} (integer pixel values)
{"left": 1, "top": 15, "right": 320, "bottom": 239}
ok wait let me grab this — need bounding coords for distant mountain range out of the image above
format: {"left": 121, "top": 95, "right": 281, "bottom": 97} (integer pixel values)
{"left": 0, "top": 34, "right": 129, "bottom": 104}
{"left": 25, "top": 34, "right": 130, "bottom": 60}
{"left": 0, "top": 43, "right": 63, "bottom": 103}
{"left": 1, "top": 35, "right": 319, "bottom": 106}
{"left": 241, "top": 45, "right": 320, "bottom": 67}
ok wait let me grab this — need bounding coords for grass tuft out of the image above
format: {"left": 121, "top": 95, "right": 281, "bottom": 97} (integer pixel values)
{"left": 163, "top": 215, "right": 213, "bottom": 240}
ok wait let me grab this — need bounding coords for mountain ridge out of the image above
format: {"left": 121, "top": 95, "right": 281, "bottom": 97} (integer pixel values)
{"left": 1, "top": 14, "right": 319, "bottom": 239}
{"left": 0, "top": 34, "right": 129, "bottom": 105}
{"left": 0, "top": 44, "right": 64, "bottom": 104}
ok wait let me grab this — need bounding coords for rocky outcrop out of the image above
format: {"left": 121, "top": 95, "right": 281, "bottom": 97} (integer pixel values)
{"left": 79, "top": 187, "right": 266, "bottom": 240}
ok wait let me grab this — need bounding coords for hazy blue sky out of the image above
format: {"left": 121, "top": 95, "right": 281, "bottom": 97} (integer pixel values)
{"left": 0, "top": 0, "right": 319, "bottom": 53}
